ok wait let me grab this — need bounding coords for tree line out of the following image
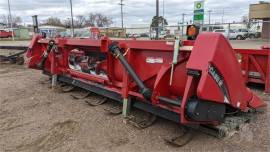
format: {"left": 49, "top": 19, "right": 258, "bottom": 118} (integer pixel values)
{"left": 42, "top": 13, "right": 113, "bottom": 28}
{"left": 0, "top": 13, "right": 113, "bottom": 28}
{"left": 1, "top": 13, "right": 168, "bottom": 29}
{"left": 0, "top": 14, "right": 22, "bottom": 27}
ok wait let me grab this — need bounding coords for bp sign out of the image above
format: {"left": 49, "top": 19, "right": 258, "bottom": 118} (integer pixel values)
{"left": 194, "top": 1, "right": 204, "bottom": 24}
{"left": 196, "top": 3, "right": 202, "bottom": 9}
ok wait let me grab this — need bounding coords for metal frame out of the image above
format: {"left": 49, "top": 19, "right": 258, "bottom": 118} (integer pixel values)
{"left": 0, "top": 46, "right": 27, "bottom": 64}
{"left": 26, "top": 33, "right": 266, "bottom": 126}
{"left": 58, "top": 74, "right": 181, "bottom": 123}
{"left": 235, "top": 48, "right": 270, "bottom": 93}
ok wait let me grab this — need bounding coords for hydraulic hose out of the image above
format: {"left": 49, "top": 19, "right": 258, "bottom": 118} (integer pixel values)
{"left": 109, "top": 42, "right": 152, "bottom": 100}
{"left": 37, "top": 40, "right": 55, "bottom": 69}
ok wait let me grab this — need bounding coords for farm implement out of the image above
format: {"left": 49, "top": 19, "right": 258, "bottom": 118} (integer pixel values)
{"left": 0, "top": 46, "right": 27, "bottom": 65}
{"left": 235, "top": 45, "right": 270, "bottom": 93}
{"left": 26, "top": 32, "right": 267, "bottom": 146}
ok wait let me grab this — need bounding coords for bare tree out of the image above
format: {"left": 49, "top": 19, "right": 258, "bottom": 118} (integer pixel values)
{"left": 63, "top": 18, "right": 71, "bottom": 28}
{"left": 74, "top": 15, "right": 86, "bottom": 28}
{"left": 95, "top": 13, "right": 113, "bottom": 27}
{"left": 85, "top": 13, "right": 113, "bottom": 27}
{"left": 85, "top": 13, "right": 96, "bottom": 27}
{"left": 43, "top": 17, "right": 63, "bottom": 27}
{"left": 0, "top": 14, "right": 22, "bottom": 27}
{"left": 0, "top": 14, "right": 8, "bottom": 24}
{"left": 13, "top": 16, "right": 22, "bottom": 25}
{"left": 42, "top": 13, "right": 112, "bottom": 28}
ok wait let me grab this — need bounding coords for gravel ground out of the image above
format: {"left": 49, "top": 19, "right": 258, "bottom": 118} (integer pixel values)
{"left": 0, "top": 41, "right": 30, "bottom": 46}
{"left": 0, "top": 63, "right": 269, "bottom": 152}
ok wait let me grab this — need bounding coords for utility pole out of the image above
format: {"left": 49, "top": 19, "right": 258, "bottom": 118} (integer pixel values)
{"left": 221, "top": 8, "right": 224, "bottom": 24}
{"left": 162, "top": 0, "right": 164, "bottom": 28}
{"left": 32, "top": 15, "right": 39, "bottom": 34}
{"left": 119, "top": 0, "right": 124, "bottom": 29}
{"left": 156, "top": 0, "right": 159, "bottom": 39}
{"left": 208, "top": 10, "right": 212, "bottom": 25}
{"left": 69, "top": 0, "right": 75, "bottom": 37}
{"left": 181, "top": 13, "right": 186, "bottom": 37}
{"left": 7, "top": 0, "right": 14, "bottom": 41}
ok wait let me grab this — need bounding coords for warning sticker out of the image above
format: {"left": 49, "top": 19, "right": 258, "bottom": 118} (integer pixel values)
{"left": 146, "top": 57, "right": 163, "bottom": 64}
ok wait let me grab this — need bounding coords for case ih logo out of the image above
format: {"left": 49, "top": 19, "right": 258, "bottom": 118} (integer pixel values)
{"left": 209, "top": 65, "right": 223, "bottom": 87}
{"left": 208, "top": 64, "right": 230, "bottom": 104}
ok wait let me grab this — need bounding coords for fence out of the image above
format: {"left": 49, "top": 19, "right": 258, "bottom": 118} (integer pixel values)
{"left": 4, "top": 21, "right": 265, "bottom": 42}
{"left": 112, "top": 21, "right": 269, "bottom": 41}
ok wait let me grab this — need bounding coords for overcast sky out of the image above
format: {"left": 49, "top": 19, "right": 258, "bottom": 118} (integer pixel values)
{"left": 0, "top": 0, "right": 269, "bottom": 27}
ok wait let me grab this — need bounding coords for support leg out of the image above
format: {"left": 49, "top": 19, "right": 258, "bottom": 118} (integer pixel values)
{"left": 122, "top": 98, "right": 131, "bottom": 118}
{"left": 51, "top": 74, "right": 57, "bottom": 89}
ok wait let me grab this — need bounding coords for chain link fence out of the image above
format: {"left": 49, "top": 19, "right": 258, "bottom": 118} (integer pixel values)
{"left": 35, "top": 21, "right": 269, "bottom": 45}
{"left": 103, "top": 21, "right": 269, "bottom": 41}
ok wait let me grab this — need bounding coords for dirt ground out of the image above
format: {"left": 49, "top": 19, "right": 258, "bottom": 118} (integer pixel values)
{"left": 0, "top": 41, "right": 30, "bottom": 47}
{"left": 0, "top": 63, "right": 269, "bottom": 152}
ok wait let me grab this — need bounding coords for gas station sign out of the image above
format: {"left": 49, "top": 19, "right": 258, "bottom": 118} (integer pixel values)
{"left": 194, "top": 1, "right": 204, "bottom": 24}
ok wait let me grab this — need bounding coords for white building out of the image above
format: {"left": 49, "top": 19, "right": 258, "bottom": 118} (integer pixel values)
{"left": 126, "top": 24, "right": 150, "bottom": 34}
{"left": 39, "top": 25, "right": 66, "bottom": 37}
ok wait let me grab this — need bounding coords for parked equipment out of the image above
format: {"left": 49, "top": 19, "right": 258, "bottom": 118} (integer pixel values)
{"left": 0, "top": 30, "right": 13, "bottom": 38}
{"left": 235, "top": 45, "right": 270, "bottom": 93}
{"left": 26, "top": 33, "right": 267, "bottom": 146}
{"left": 0, "top": 46, "right": 27, "bottom": 65}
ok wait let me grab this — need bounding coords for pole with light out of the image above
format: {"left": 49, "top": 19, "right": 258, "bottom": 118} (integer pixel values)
{"left": 119, "top": 0, "right": 124, "bottom": 29}
{"left": 32, "top": 15, "right": 39, "bottom": 34}
{"left": 156, "top": 0, "right": 159, "bottom": 39}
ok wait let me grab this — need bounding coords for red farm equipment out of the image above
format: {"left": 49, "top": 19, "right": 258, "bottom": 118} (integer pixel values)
{"left": 0, "top": 46, "right": 27, "bottom": 64}
{"left": 235, "top": 46, "right": 270, "bottom": 93}
{"left": 26, "top": 33, "right": 267, "bottom": 146}
{"left": 0, "top": 30, "right": 13, "bottom": 38}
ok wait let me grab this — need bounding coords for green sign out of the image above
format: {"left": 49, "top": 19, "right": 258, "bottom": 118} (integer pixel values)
{"left": 194, "top": 1, "right": 204, "bottom": 24}
{"left": 194, "top": 14, "right": 204, "bottom": 20}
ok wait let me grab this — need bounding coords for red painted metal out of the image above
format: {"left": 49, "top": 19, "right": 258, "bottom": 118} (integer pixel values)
{"left": 187, "top": 33, "right": 255, "bottom": 111}
{"left": 90, "top": 27, "right": 101, "bottom": 39}
{"left": 0, "top": 30, "right": 13, "bottom": 38}
{"left": 235, "top": 47, "right": 270, "bottom": 93}
{"left": 26, "top": 33, "right": 267, "bottom": 125}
